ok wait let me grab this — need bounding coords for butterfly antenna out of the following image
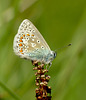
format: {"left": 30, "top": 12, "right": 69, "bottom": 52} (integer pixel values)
{"left": 55, "top": 43, "right": 72, "bottom": 52}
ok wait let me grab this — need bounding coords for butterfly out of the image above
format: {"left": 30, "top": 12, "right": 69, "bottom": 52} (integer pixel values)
{"left": 13, "top": 19, "right": 56, "bottom": 66}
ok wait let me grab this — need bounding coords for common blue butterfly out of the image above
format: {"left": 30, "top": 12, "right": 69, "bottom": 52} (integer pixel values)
{"left": 13, "top": 19, "right": 56, "bottom": 65}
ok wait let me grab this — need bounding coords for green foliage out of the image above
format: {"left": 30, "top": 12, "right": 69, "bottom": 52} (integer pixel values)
{"left": 0, "top": 0, "right": 86, "bottom": 100}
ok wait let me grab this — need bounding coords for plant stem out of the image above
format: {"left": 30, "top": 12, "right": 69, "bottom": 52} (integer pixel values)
{"left": 0, "top": 80, "right": 21, "bottom": 100}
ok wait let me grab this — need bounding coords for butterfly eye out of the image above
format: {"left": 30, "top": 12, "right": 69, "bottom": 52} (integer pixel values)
{"left": 54, "top": 52, "right": 56, "bottom": 58}
{"left": 51, "top": 51, "right": 57, "bottom": 58}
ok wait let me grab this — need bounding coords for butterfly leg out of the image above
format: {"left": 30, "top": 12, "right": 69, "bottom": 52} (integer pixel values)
{"left": 46, "top": 64, "right": 48, "bottom": 70}
{"left": 48, "top": 62, "right": 52, "bottom": 70}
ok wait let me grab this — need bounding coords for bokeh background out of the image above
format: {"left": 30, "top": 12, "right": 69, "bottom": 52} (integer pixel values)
{"left": 0, "top": 0, "right": 86, "bottom": 100}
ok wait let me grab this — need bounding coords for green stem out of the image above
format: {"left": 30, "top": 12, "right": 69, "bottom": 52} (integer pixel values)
{"left": 0, "top": 80, "right": 21, "bottom": 100}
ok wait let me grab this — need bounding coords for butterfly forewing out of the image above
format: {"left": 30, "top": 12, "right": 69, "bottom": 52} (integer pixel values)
{"left": 13, "top": 19, "right": 51, "bottom": 60}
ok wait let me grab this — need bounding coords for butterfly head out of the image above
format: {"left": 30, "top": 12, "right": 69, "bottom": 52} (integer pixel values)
{"left": 51, "top": 51, "right": 57, "bottom": 59}
{"left": 45, "top": 51, "right": 57, "bottom": 64}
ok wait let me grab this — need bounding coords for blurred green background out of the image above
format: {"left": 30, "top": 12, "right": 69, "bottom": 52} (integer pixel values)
{"left": 0, "top": 0, "right": 86, "bottom": 100}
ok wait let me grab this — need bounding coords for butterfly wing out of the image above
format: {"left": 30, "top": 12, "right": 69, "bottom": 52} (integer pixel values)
{"left": 13, "top": 19, "right": 51, "bottom": 61}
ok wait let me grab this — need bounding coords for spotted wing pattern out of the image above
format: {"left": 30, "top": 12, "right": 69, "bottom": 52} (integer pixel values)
{"left": 13, "top": 19, "right": 51, "bottom": 60}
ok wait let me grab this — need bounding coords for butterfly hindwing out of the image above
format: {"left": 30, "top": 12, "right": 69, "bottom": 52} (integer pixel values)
{"left": 13, "top": 19, "right": 51, "bottom": 60}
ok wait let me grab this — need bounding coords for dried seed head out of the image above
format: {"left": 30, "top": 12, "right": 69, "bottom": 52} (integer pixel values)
{"left": 41, "top": 75, "right": 45, "bottom": 78}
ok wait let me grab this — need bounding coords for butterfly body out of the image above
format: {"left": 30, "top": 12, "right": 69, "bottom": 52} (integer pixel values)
{"left": 13, "top": 19, "right": 56, "bottom": 65}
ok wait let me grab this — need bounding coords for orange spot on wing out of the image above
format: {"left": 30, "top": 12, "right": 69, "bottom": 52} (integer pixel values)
{"left": 32, "top": 34, "right": 34, "bottom": 36}
{"left": 23, "top": 34, "right": 25, "bottom": 37}
{"left": 20, "top": 39, "right": 23, "bottom": 42}
{"left": 27, "top": 34, "right": 30, "bottom": 36}
{"left": 20, "top": 48, "right": 23, "bottom": 52}
{"left": 20, "top": 37, "right": 23, "bottom": 39}
{"left": 19, "top": 43, "right": 22, "bottom": 46}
